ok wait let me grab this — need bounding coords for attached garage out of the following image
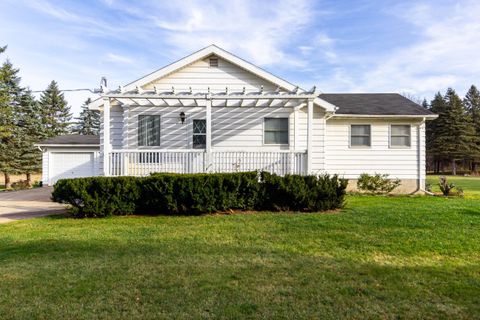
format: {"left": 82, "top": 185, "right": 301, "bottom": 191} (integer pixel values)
{"left": 36, "top": 135, "right": 100, "bottom": 185}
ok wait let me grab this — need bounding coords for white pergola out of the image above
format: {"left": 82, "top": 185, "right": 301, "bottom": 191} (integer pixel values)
{"left": 101, "top": 86, "right": 330, "bottom": 176}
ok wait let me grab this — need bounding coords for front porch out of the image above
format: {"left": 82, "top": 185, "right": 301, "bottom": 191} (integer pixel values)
{"left": 108, "top": 150, "right": 307, "bottom": 176}
{"left": 99, "top": 85, "right": 333, "bottom": 177}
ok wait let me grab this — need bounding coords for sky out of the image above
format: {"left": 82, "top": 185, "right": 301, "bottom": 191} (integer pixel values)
{"left": 1, "top": 0, "right": 479, "bottom": 116}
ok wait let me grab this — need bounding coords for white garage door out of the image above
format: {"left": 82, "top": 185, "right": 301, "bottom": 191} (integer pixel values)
{"left": 50, "top": 152, "right": 95, "bottom": 183}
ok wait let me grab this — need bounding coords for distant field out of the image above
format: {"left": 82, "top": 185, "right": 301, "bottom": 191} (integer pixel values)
{"left": 0, "top": 173, "right": 42, "bottom": 190}
{"left": 426, "top": 175, "right": 480, "bottom": 197}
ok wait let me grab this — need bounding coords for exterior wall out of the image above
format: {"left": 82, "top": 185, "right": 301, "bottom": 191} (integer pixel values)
{"left": 142, "top": 56, "right": 278, "bottom": 94}
{"left": 325, "top": 118, "right": 426, "bottom": 192}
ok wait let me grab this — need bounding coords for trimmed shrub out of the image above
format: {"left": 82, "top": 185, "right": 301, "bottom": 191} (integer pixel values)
{"left": 140, "top": 172, "right": 261, "bottom": 214}
{"left": 357, "top": 173, "right": 401, "bottom": 194}
{"left": 52, "top": 176, "right": 141, "bottom": 218}
{"left": 52, "top": 171, "right": 347, "bottom": 218}
{"left": 259, "top": 172, "right": 348, "bottom": 211}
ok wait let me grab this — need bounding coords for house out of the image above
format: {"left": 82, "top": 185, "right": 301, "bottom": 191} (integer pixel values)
{"left": 37, "top": 45, "right": 436, "bottom": 193}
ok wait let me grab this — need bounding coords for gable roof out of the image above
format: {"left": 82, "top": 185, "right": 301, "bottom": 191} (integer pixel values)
{"left": 36, "top": 135, "right": 100, "bottom": 146}
{"left": 89, "top": 45, "right": 336, "bottom": 112}
{"left": 319, "top": 93, "right": 436, "bottom": 117}
{"left": 124, "top": 45, "right": 298, "bottom": 92}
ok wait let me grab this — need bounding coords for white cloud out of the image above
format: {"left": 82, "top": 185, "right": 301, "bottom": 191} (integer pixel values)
{"left": 105, "top": 53, "right": 134, "bottom": 64}
{"left": 355, "top": 1, "right": 480, "bottom": 97}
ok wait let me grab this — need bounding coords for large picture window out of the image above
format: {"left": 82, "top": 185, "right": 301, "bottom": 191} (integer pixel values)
{"left": 193, "top": 119, "right": 206, "bottom": 149}
{"left": 350, "top": 124, "right": 371, "bottom": 147}
{"left": 264, "top": 118, "right": 288, "bottom": 145}
{"left": 390, "top": 125, "right": 411, "bottom": 147}
{"left": 138, "top": 115, "right": 160, "bottom": 147}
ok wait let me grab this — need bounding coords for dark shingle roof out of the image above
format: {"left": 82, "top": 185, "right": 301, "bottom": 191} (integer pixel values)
{"left": 319, "top": 93, "right": 435, "bottom": 116}
{"left": 37, "top": 135, "right": 100, "bottom": 145}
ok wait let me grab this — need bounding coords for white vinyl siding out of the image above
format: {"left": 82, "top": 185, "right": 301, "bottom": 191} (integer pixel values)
{"left": 350, "top": 125, "right": 371, "bottom": 147}
{"left": 390, "top": 125, "right": 411, "bottom": 147}
{"left": 264, "top": 118, "right": 288, "bottom": 145}
{"left": 325, "top": 119, "right": 424, "bottom": 179}
{"left": 142, "top": 56, "right": 277, "bottom": 94}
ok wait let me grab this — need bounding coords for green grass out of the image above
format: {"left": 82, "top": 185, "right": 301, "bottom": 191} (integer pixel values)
{"left": 427, "top": 174, "right": 480, "bottom": 197}
{"left": 0, "top": 196, "right": 479, "bottom": 319}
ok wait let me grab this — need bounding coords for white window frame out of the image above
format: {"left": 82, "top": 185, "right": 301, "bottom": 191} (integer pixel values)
{"left": 349, "top": 124, "right": 371, "bottom": 148}
{"left": 263, "top": 117, "right": 289, "bottom": 146}
{"left": 192, "top": 119, "right": 207, "bottom": 149}
{"left": 389, "top": 124, "right": 412, "bottom": 148}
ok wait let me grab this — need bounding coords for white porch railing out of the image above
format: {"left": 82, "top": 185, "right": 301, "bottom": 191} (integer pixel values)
{"left": 108, "top": 150, "right": 307, "bottom": 176}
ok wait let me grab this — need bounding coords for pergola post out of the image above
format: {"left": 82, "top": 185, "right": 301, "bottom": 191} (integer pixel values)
{"left": 103, "top": 97, "right": 111, "bottom": 176}
{"left": 205, "top": 95, "right": 212, "bottom": 172}
{"left": 307, "top": 98, "right": 313, "bottom": 175}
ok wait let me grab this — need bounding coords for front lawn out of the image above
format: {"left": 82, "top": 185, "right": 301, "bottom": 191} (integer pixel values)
{"left": 0, "top": 195, "right": 479, "bottom": 319}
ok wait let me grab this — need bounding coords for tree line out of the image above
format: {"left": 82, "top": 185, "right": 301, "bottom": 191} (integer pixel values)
{"left": 425, "top": 85, "right": 480, "bottom": 175}
{"left": 0, "top": 46, "right": 100, "bottom": 188}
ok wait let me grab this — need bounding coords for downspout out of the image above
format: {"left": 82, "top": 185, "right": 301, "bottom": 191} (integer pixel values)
{"left": 415, "top": 117, "right": 434, "bottom": 195}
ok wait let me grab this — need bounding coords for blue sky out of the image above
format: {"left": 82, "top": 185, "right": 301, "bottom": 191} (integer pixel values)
{"left": 1, "top": 0, "right": 479, "bottom": 115}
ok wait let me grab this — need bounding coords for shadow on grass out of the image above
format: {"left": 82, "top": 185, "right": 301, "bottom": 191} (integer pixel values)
{"left": 0, "top": 238, "right": 478, "bottom": 319}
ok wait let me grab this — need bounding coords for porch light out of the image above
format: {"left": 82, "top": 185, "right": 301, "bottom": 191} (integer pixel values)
{"left": 179, "top": 112, "right": 186, "bottom": 124}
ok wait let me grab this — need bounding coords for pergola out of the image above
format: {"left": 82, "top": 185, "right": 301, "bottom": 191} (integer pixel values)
{"left": 101, "top": 86, "right": 334, "bottom": 176}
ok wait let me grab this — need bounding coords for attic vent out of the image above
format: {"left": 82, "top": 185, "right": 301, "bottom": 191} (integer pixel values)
{"left": 209, "top": 57, "right": 219, "bottom": 67}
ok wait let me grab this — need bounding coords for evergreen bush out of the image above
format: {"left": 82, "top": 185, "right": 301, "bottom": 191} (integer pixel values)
{"left": 52, "top": 172, "right": 347, "bottom": 218}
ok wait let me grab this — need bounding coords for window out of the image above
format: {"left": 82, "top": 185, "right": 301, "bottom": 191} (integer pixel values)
{"left": 264, "top": 118, "right": 288, "bottom": 145}
{"left": 209, "top": 57, "right": 218, "bottom": 67}
{"left": 350, "top": 125, "right": 371, "bottom": 147}
{"left": 193, "top": 119, "right": 206, "bottom": 149}
{"left": 138, "top": 115, "right": 160, "bottom": 146}
{"left": 390, "top": 125, "right": 411, "bottom": 147}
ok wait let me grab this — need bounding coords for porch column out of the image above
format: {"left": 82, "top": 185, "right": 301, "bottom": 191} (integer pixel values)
{"left": 306, "top": 98, "right": 313, "bottom": 174}
{"left": 205, "top": 95, "right": 212, "bottom": 172}
{"left": 103, "top": 97, "right": 111, "bottom": 176}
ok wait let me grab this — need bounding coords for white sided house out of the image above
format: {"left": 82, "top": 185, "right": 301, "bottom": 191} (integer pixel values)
{"left": 37, "top": 45, "right": 436, "bottom": 193}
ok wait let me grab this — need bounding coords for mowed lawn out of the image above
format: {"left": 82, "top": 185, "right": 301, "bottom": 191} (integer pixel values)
{"left": 427, "top": 174, "right": 480, "bottom": 197}
{"left": 1, "top": 193, "right": 480, "bottom": 319}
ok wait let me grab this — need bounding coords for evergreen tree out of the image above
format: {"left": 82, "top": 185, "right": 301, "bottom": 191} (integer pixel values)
{"left": 39, "top": 80, "right": 72, "bottom": 137}
{"left": 15, "top": 90, "right": 45, "bottom": 186}
{"left": 431, "top": 88, "right": 480, "bottom": 174}
{"left": 426, "top": 93, "right": 446, "bottom": 173}
{"left": 73, "top": 98, "right": 100, "bottom": 135}
{"left": 463, "top": 85, "right": 480, "bottom": 171}
{"left": 464, "top": 85, "right": 480, "bottom": 134}
{"left": 0, "top": 54, "right": 24, "bottom": 188}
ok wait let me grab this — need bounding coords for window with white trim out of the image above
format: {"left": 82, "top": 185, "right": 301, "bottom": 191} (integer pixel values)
{"left": 192, "top": 119, "right": 206, "bottom": 149}
{"left": 264, "top": 118, "right": 288, "bottom": 145}
{"left": 138, "top": 115, "right": 160, "bottom": 146}
{"left": 390, "top": 125, "right": 411, "bottom": 147}
{"left": 350, "top": 124, "right": 371, "bottom": 147}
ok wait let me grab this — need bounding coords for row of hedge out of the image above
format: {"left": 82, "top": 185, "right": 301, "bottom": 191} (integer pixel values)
{"left": 52, "top": 172, "right": 348, "bottom": 218}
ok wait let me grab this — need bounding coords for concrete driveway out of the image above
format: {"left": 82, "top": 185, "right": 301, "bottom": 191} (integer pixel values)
{"left": 0, "top": 187, "right": 67, "bottom": 223}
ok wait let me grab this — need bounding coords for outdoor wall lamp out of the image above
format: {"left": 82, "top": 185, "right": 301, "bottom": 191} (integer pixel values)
{"left": 179, "top": 112, "right": 186, "bottom": 124}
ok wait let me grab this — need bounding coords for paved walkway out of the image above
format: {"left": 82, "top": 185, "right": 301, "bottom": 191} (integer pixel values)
{"left": 0, "top": 187, "right": 67, "bottom": 223}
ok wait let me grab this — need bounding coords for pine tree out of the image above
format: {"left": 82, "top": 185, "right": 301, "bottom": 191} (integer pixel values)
{"left": 73, "top": 98, "right": 100, "bottom": 135}
{"left": 463, "top": 85, "right": 480, "bottom": 171}
{"left": 39, "top": 80, "right": 72, "bottom": 137}
{"left": 0, "top": 54, "right": 24, "bottom": 188}
{"left": 432, "top": 88, "right": 480, "bottom": 175}
{"left": 426, "top": 93, "right": 446, "bottom": 173}
{"left": 15, "top": 90, "right": 45, "bottom": 186}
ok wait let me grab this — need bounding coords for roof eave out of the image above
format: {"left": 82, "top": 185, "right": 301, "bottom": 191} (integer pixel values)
{"left": 331, "top": 114, "right": 438, "bottom": 119}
